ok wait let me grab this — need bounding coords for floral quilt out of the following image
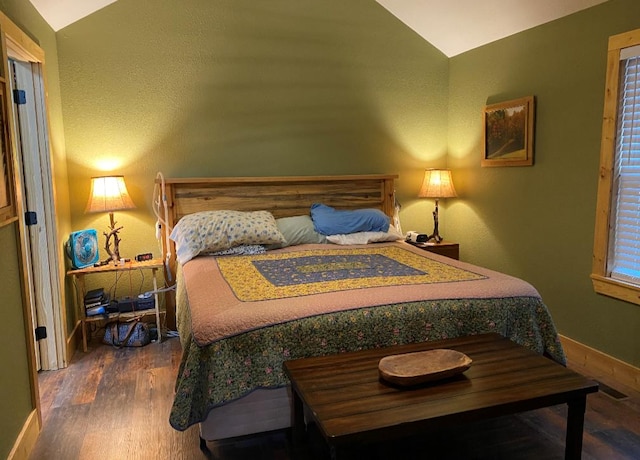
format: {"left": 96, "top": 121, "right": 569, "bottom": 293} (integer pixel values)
{"left": 169, "top": 243, "right": 565, "bottom": 431}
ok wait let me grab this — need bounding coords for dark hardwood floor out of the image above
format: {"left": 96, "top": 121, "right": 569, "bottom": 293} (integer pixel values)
{"left": 30, "top": 335, "right": 640, "bottom": 459}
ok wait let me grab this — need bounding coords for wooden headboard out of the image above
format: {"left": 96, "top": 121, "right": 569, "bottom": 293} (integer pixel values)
{"left": 162, "top": 174, "right": 396, "bottom": 221}
{"left": 156, "top": 174, "right": 397, "bottom": 328}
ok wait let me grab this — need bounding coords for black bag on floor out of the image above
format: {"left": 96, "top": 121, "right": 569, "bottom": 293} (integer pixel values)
{"left": 103, "top": 320, "right": 151, "bottom": 347}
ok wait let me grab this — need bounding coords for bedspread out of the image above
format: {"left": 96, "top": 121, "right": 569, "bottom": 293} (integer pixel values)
{"left": 181, "top": 243, "right": 544, "bottom": 346}
{"left": 170, "top": 242, "right": 565, "bottom": 431}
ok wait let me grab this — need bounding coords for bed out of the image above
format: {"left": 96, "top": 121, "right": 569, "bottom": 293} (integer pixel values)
{"left": 156, "top": 174, "right": 565, "bottom": 442}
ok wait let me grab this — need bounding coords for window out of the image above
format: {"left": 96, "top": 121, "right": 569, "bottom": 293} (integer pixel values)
{"left": 592, "top": 28, "right": 640, "bottom": 306}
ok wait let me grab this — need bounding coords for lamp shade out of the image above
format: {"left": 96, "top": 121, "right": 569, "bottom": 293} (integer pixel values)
{"left": 85, "top": 175, "right": 136, "bottom": 213}
{"left": 417, "top": 169, "right": 457, "bottom": 199}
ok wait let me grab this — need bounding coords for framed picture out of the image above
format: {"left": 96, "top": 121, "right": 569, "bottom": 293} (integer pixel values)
{"left": 482, "top": 96, "right": 535, "bottom": 167}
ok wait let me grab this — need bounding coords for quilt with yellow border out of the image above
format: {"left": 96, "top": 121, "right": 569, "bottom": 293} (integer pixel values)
{"left": 217, "top": 246, "right": 486, "bottom": 301}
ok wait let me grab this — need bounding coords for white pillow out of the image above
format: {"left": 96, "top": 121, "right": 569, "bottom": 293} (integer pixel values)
{"left": 170, "top": 210, "right": 286, "bottom": 264}
{"left": 326, "top": 225, "right": 404, "bottom": 245}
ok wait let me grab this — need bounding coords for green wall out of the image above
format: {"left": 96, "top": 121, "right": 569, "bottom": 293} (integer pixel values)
{"left": 56, "top": 0, "right": 639, "bottom": 371}
{"left": 57, "top": 0, "right": 449, "bottom": 249}
{"left": 0, "top": 0, "right": 68, "bottom": 456}
{"left": 447, "top": 0, "right": 640, "bottom": 366}
{"left": 0, "top": 224, "right": 32, "bottom": 459}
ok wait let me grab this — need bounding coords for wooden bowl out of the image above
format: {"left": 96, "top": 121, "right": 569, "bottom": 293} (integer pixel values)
{"left": 378, "top": 349, "right": 472, "bottom": 386}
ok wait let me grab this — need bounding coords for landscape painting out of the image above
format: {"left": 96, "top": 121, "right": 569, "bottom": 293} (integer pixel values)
{"left": 482, "top": 96, "right": 535, "bottom": 167}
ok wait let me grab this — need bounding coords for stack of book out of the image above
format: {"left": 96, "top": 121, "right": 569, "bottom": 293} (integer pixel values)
{"left": 84, "top": 288, "right": 111, "bottom": 317}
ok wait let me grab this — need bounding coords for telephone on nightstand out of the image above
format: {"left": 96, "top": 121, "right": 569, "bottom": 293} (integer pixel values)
{"left": 406, "top": 231, "right": 429, "bottom": 243}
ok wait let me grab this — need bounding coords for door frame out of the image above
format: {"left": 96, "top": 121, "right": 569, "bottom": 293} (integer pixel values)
{"left": 0, "top": 11, "right": 66, "bottom": 433}
{"left": 10, "top": 58, "right": 65, "bottom": 371}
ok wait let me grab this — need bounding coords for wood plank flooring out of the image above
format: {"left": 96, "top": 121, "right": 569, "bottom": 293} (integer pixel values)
{"left": 30, "top": 336, "right": 640, "bottom": 459}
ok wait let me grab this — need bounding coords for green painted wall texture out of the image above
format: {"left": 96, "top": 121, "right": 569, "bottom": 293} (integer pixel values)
{"left": 57, "top": 0, "right": 450, "bottom": 242}
{"left": 447, "top": 0, "right": 640, "bottom": 366}
{"left": 56, "top": 0, "right": 638, "bottom": 366}
{"left": 0, "top": 224, "right": 32, "bottom": 459}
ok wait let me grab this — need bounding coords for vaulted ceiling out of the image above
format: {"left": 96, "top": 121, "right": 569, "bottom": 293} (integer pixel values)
{"left": 29, "top": 0, "right": 117, "bottom": 32}
{"left": 29, "top": 0, "right": 608, "bottom": 57}
{"left": 376, "top": 0, "right": 608, "bottom": 57}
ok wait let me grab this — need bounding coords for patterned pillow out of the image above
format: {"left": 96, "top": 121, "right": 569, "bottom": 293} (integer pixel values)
{"left": 207, "top": 245, "right": 267, "bottom": 256}
{"left": 170, "top": 210, "right": 286, "bottom": 264}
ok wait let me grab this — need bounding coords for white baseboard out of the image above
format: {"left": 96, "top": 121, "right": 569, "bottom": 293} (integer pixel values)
{"left": 560, "top": 334, "right": 639, "bottom": 392}
{"left": 7, "top": 409, "right": 40, "bottom": 460}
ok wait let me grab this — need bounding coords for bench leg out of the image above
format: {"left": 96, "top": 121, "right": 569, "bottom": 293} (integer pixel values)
{"left": 565, "top": 396, "right": 587, "bottom": 460}
{"left": 291, "top": 390, "right": 306, "bottom": 444}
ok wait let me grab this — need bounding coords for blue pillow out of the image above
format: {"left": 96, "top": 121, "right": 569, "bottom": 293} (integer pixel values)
{"left": 310, "top": 203, "right": 390, "bottom": 235}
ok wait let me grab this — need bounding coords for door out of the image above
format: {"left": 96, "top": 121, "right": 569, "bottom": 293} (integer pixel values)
{"left": 10, "top": 58, "right": 65, "bottom": 371}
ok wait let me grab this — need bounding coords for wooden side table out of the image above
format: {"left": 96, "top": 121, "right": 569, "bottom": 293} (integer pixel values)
{"left": 407, "top": 240, "right": 459, "bottom": 260}
{"left": 67, "top": 258, "right": 164, "bottom": 352}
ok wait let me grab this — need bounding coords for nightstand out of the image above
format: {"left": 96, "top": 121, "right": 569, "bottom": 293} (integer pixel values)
{"left": 68, "top": 258, "right": 164, "bottom": 351}
{"left": 407, "top": 241, "right": 459, "bottom": 260}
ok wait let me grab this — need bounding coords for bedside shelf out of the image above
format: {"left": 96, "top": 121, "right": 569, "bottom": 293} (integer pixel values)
{"left": 68, "top": 258, "right": 164, "bottom": 351}
{"left": 407, "top": 241, "right": 459, "bottom": 260}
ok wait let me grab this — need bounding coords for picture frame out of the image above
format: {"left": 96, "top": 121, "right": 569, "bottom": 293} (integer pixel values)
{"left": 482, "top": 96, "right": 535, "bottom": 167}
{"left": 0, "top": 83, "right": 17, "bottom": 227}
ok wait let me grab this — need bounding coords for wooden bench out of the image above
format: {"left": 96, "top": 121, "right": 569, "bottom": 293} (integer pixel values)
{"left": 283, "top": 333, "right": 598, "bottom": 459}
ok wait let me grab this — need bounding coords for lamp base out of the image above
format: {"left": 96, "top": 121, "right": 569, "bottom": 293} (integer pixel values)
{"left": 103, "top": 212, "right": 124, "bottom": 264}
{"left": 427, "top": 232, "right": 443, "bottom": 244}
{"left": 426, "top": 199, "right": 444, "bottom": 244}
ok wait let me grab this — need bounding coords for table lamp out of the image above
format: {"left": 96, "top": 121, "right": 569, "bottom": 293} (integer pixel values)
{"left": 418, "top": 169, "right": 457, "bottom": 243}
{"left": 85, "top": 175, "right": 136, "bottom": 264}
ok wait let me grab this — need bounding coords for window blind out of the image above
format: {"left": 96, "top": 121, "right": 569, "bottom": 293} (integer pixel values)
{"left": 610, "top": 48, "right": 640, "bottom": 284}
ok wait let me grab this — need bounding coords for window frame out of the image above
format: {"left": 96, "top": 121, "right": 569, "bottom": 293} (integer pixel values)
{"left": 592, "top": 28, "right": 640, "bottom": 306}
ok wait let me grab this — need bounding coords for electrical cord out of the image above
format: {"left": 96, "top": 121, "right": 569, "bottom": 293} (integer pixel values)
{"left": 142, "top": 284, "right": 176, "bottom": 297}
